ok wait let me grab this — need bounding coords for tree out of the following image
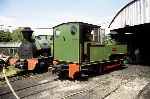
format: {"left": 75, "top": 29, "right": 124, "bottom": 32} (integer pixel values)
{"left": 0, "top": 30, "right": 12, "bottom": 42}
{"left": 11, "top": 27, "right": 24, "bottom": 42}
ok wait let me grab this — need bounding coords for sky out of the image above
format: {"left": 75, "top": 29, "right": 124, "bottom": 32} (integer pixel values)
{"left": 0, "top": 0, "right": 131, "bottom": 35}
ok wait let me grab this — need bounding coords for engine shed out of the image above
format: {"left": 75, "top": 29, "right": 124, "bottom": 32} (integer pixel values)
{"left": 109, "top": 0, "right": 150, "bottom": 65}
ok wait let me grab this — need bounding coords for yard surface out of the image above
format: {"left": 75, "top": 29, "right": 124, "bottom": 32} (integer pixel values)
{"left": 1, "top": 64, "right": 150, "bottom": 99}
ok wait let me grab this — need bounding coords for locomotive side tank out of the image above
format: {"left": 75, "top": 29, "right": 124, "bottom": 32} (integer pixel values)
{"left": 53, "top": 22, "right": 127, "bottom": 79}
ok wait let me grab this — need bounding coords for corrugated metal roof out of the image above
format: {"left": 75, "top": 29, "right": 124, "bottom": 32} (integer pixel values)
{"left": 0, "top": 42, "right": 22, "bottom": 48}
{"left": 109, "top": 0, "right": 150, "bottom": 30}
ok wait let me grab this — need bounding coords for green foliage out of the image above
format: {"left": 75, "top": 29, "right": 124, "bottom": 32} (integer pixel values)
{"left": 0, "top": 27, "right": 25, "bottom": 42}
{"left": 11, "top": 27, "right": 24, "bottom": 42}
{"left": 0, "top": 30, "right": 12, "bottom": 42}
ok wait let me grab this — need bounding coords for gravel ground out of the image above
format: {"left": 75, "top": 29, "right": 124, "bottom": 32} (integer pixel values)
{"left": 1, "top": 64, "right": 150, "bottom": 99}
{"left": 137, "top": 83, "right": 150, "bottom": 99}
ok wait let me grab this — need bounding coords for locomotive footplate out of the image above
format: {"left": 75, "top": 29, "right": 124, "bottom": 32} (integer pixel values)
{"left": 103, "top": 60, "right": 122, "bottom": 71}
{"left": 53, "top": 59, "right": 124, "bottom": 79}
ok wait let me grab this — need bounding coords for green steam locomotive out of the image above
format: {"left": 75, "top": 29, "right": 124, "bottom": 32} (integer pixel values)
{"left": 52, "top": 22, "right": 127, "bottom": 79}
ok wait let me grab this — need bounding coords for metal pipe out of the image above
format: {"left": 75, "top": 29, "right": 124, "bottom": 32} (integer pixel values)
{"left": 2, "top": 67, "right": 20, "bottom": 99}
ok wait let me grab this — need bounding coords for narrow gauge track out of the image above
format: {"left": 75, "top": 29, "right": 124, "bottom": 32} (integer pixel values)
{"left": 0, "top": 72, "right": 58, "bottom": 99}
{"left": 61, "top": 65, "right": 150, "bottom": 99}
{"left": 61, "top": 78, "right": 129, "bottom": 99}
{"left": 0, "top": 67, "right": 128, "bottom": 99}
{"left": 1, "top": 65, "right": 146, "bottom": 99}
{"left": 0, "top": 70, "right": 53, "bottom": 83}
{"left": 0, "top": 74, "right": 35, "bottom": 84}
{"left": 61, "top": 72, "right": 133, "bottom": 99}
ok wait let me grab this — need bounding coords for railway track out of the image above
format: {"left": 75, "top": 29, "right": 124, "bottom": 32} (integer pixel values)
{"left": 60, "top": 65, "right": 150, "bottom": 99}
{"left": 1, "top": 73, "right": 126, "bottom": 99}
{"left": 61, "top": 75, "right": 130, "bottom": 99}
{"left": 0, "top": 65, "right": 149, "bottom": 99}
{"left": 61, "top": 66, "right": 143, "bottom": 99}
{"left": 0, "top": 66, "right": 129, "bottom": 99}
{"left": 0, "top": 70, "right": 49, "bottom": 83}
{"left": 0, "top": 70, "right": 58, "bottom": 99}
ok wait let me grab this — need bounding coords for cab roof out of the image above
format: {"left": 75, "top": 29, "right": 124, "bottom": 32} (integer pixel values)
{"left": 53, "top": 22, "right": 101, "bottom": 29}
